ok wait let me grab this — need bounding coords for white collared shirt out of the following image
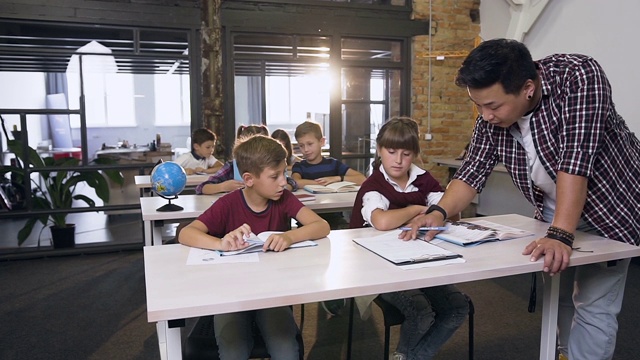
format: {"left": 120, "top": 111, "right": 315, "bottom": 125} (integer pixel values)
{"left": 361, "top": 164, "right": 444, "bottom": 226}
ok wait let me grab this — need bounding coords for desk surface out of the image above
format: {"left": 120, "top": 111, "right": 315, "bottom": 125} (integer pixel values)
{"left": 135, "top": 174, "right": 210, "bottom": 189}
{"left": 140, "top": 191, "right": 357, "bottom": 222}
{"left": 144, "top": 214, "right": 640, "bottom": 322}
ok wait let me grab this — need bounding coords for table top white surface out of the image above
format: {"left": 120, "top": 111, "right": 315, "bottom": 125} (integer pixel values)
{"left": 135, "top": 174, "right": 210, "bottom": 189}
{"left": 144, "top": 214, "right": 640, "bottom": 322}
{"left": 140, "top": 191, "right": 357, "bottom": 221}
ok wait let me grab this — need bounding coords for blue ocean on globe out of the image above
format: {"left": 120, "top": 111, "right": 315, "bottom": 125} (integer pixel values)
{"left": 150, "top": 161, "right": 187, "bottom": 197}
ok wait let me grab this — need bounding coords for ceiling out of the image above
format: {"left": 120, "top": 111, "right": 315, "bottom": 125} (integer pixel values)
{"left": 0, "top": 19, "right": 191, "bottom": 74}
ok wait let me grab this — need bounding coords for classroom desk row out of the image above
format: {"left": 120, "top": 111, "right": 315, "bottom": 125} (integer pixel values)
{"left": 140, "top": 191, "right": 358, "bottom": 246}
{"left": 144, "top": 214, "right": 640, "bottom": 360}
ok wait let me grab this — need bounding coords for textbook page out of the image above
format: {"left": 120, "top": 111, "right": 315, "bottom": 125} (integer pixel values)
{"left": 303, "top": 181, "right": 360, "bottom": 194}
{"left": 435, "top": 220, "right": 533, "bottom": 246}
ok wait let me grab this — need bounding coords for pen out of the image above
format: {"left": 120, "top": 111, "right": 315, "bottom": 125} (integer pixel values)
{"left": 399, "top": 226, "right": 448, "bottom": 231}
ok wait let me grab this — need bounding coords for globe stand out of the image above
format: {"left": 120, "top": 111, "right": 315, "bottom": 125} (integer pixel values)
{"left": 156, "top": 194, "right": 183, "bottom": 212}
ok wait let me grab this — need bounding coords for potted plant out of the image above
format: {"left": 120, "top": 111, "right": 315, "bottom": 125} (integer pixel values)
{"left": 2, "top": 139, "right": 124, "bottom": 248}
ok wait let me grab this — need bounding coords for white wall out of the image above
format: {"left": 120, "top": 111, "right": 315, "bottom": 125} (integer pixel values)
{"left": 0, "top": 72, "right": 47, "bottom": 154}
{"left": 480, "top": 0, "right": 640, "bottom": 135}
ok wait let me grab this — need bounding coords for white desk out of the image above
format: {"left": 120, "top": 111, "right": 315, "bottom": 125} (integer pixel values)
{"left": 144, "top": 214, "right": 640, "bottom": 360}
{"left": 140, "top": 191, "right": 358, "bottom": 246}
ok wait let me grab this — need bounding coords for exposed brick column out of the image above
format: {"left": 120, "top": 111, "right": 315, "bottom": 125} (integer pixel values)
{"left": 412, "top": 0, "right": 480, "bottom": 185}
{"left": 201, "top": 0, "right": 225, "bottom": 157}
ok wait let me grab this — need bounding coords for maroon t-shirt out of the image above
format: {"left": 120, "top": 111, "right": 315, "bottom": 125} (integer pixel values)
{"left": 197, "top": 189, "right": 304, "bottom": 237}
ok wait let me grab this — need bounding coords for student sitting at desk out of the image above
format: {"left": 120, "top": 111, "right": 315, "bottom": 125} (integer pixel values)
{"left": 195, "top": 125, "right": 298, "bottom": 195}
{"left": 271, "top": 128, "right": 301, "bottom": 174}
{"left": 174, "top": 128, "right": 223, "bottom": 175}
{"left": 350, "top": 117, "right": 468, "bottom": 360}
{"left": 179, "top": 135, "right": 330, "bottom": 359}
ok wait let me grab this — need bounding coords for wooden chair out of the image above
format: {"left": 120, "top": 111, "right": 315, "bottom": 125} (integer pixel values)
{"left": 183, "top": 305, "right": 305, "bottom": 360}
{"left": 347, "top": 294, "right": 475, "bottom": 360}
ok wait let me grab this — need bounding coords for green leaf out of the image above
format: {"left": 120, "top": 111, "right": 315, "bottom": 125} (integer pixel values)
{"left": 73, "top": 194, "right": 96, "bottom": 207}
{"left": 18, "top": 217, "right": 39, "bottom": 246}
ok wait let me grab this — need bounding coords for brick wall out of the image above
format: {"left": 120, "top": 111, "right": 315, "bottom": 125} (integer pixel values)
{"left": 412, "top": 0, "right": 480, "bottom": 185}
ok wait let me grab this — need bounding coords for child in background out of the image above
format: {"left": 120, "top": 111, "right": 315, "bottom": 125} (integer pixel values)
{"left": 271, "top": 128, "right": 301, "bottom": 173}
{"left": 291, "top": 120, "right": 366, "bottom": 188}
{"left": 291, "top": 120, "right": 366, "bottom": 315}
{"left": 195, "top": 124, "right": 298, "bottom": 194}
{"left": 174, "top": 128, "right": 223, "bottom": 175}
{"left": 350, "top": 117, "right": 467, "bottom": 360}
{"left": 179, "top": 135, "right": 330, "bottom": 359}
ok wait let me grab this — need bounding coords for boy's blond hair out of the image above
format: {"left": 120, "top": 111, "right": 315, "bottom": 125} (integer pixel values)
{"left": 233, "top": 135, "right": 287, "bottom": 176}
{"left": 294, "top": 120, "right": 323, "bottom": 141}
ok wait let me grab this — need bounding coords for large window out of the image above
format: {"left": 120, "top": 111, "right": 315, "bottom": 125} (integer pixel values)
{"left": 67, "top": 71, "right": 191, "bottom": 128}
{"left": 231, "top": 32, "right": 406, "bottom": 174}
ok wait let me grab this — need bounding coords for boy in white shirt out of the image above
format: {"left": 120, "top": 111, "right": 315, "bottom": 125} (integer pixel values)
{"left": 175, "top": 128, "right": 223, "bottom": 175}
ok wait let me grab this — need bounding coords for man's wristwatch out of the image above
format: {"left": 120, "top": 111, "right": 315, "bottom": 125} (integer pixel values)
{"left": 426, "top": 204, "right": 448, "bottom": 220}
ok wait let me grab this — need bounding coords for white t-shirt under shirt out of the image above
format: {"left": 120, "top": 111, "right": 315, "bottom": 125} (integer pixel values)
{"left": 360, "top": 164, "right": 444, "bottom": 226}
{"left": 174, "top": 152, "right": 220, "bottom": 171}
{"left": 517, "top": 114, "right": 557, "bottom": 211}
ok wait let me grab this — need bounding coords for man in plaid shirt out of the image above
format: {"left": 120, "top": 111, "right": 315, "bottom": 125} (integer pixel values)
{"left": 402, "top": 39, "right": 640, "bottom": 360}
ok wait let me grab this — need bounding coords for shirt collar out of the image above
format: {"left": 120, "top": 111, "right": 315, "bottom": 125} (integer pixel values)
{"left": 191, "top": 149, "right": 204, "bottom": 160}
{"left": 379, "top": 163, "right": 425, "bottom": 187}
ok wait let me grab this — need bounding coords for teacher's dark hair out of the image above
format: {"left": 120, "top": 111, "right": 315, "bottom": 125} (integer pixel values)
{"left": 455, "top": 38, "right": 538, "bottom": 95}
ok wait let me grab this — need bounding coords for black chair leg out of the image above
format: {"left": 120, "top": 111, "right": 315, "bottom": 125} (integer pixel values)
{"left": 465, "top": 294, "right": 475, "bottom": 360}
{"left": 347, "top": 298, "right": 355, "bottom": 360}
{"left": 383, "top": 324, "right": 391, "bottom": 360}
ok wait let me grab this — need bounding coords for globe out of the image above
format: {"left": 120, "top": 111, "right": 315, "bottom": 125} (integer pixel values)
{"left": 150, "top": 161, "right": 187, "bottom": 198}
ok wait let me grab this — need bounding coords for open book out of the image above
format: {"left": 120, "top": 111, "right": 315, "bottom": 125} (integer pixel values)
{"left": 303, "top": 181, "right": 360, "bottom": 194}
{"left": 353, "top": 231, "right": 462, "bottom": 266}
{"left": 434, "top": 219, "right": 533, "bottom": 247}
{"left": 219, "top": 231, "right": 318, "bottom": 256}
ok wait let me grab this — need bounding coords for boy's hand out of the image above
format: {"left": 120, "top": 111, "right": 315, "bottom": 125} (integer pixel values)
{"left": 315, "top": 176, "right": 339, "bottom": 186}
{"left": 221, "top": 223, "right": 252, "bottom": 250}
{"left": 222, "top": 180, "right": 245, "bottom": 192}
{"left": 194, "top": 167, "right": 206, "bottom": 173}
{"left": 263, "top": 233, "right": 293, "bottom": 252}
{"left": 184, "top": 168, "right": 195, "bottom": 175}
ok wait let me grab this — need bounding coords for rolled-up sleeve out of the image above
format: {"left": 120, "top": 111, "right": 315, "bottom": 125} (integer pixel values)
{"left": 361, "top": 191, "right": 390, "bottom": 226}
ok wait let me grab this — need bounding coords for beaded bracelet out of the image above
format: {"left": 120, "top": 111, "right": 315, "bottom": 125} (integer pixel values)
{"left": 546, "top": 225, "right": 575, "bottom": 247}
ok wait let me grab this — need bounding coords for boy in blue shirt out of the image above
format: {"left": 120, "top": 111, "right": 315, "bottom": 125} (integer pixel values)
{"left": 291, "top": 121, "right": 365, "bottom": 189}
{"left": 179, "top": 135, "right": 330, "bottom": 359}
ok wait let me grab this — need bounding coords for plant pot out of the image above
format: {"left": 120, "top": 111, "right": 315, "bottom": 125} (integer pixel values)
{"left": 50, "top": 224, "right": 75, "bottom": 248}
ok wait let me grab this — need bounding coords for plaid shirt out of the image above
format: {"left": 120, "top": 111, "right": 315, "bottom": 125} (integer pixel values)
{"left": 455, "top": 54, "right": 640, "bottom": 245}
{"left": 195, "top": 161, "right": 298, "bottom": 194}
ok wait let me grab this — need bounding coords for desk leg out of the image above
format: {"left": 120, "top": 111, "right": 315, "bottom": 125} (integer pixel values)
{"left": 145, "top": 220, "right": 152, "bottom": 247}
{"left": 540, "top": 273, "right": 560, "bottom": 360}
{"left": 156, "top": 321, "right": 182, "bottom": 360}
{"left": 153, "top": 220, "right": 164, "bottom": 246}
